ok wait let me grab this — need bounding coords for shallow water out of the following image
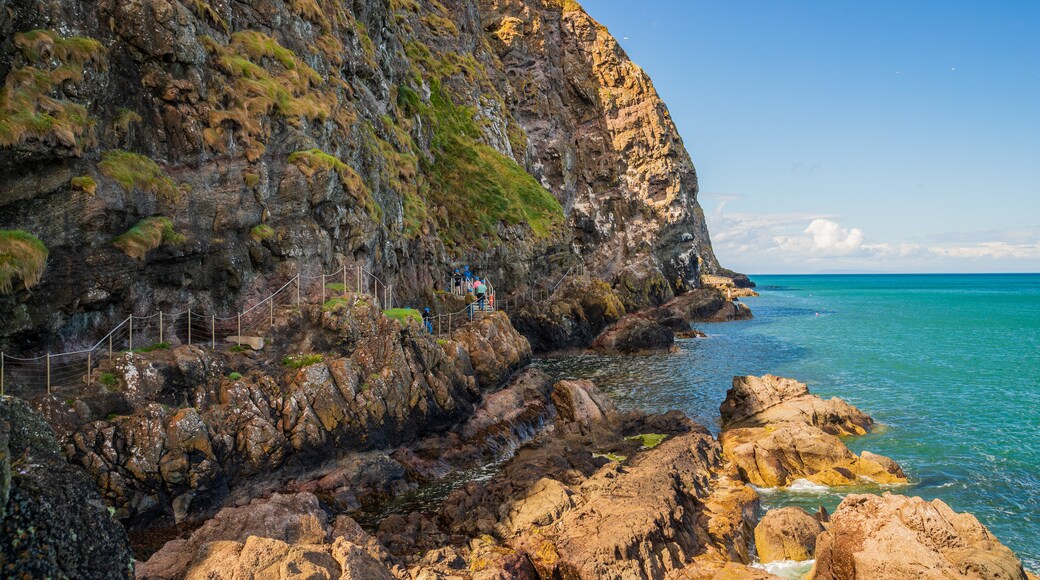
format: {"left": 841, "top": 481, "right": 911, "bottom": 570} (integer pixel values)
{"left": 536, "top": 274, "right": 1040, "bottom": 571}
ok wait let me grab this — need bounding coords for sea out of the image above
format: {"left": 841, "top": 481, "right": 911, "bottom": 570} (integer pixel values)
{"left": 535, "top": 274, "right": 1040, "bottom": 574}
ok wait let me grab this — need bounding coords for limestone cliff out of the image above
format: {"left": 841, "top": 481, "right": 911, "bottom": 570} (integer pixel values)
{"left": 0, "top": 0, "right": 728, "bottom": 352}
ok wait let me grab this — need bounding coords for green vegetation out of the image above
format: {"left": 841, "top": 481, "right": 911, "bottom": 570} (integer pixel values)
{"left": 228, "top": 345, "right": 249, "bottom": 353}
{"left": 201, "top": 32, "right": 330, "bottom": 161}
{"left": 0, "top": 30, "right": 106, "bottom": 154}
{"left": 190, "top": 0, "right": 229, "bottom": 31}
{"left": 249, "top": 224, "right": 274, "bottom": 242}
{"left": 325, "top": 282, "right": 346, "bottom": 293}
{"left": 98, "top": 150, "right": 183, "bottom": 201}
{"left": 625, "top": 433, "right": 668, "bottom": 449}
{"left": 592, "top": 452, "right": 627, "bottom": 462}
{"left": 99, "top": 372, "right": 118, "bottom": 388}
{"left": 383, "top": 308, "right": 422, "bottom": 325}
{"left": 289, "top": 149, "right": 382, "bottom": 221}
{"left": 112, "top": 217, "right": 185, "bottom": 260}
{"left": 132, "top": 342, "right": 170, "bottom": 353}
{"left": 228, "top": 371, "right": 243, "bottom": 380}
{"left": 111, "top": 108, "right": 142, "bottom": 136}
{"left": 70, "top": 175, "right": 97, "bottom": 195}
{"left": 322, "top": 297, "right": 350, "bottom": 311}
{"left": 421, "top": 82, "right": 563, "bottom": 248}
{"left": 282, "top": 353, "right": 324, "bottom": 368}
{"left": 243, "top": 171, "right": 261, "bottom": 188}
{"left": 0, "top": 229, "right": 48, "bottom": 294}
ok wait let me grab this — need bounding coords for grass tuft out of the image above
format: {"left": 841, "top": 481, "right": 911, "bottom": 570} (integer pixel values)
{"left": 625, "top": 433, "right": 667, "bottom": 449}
{"left": 383, "top": 308, "right": 422, "bottom": 325}
{"left": 228, "top": 371, "right": 243, "bottom": 380}
{"left": 98, "top": 150, "right": 183, "bottom": 201}
{"left": 289, "top": 149, "right": 382, "bottom": 221}
{"left": 249, "top": 224, "right": 274, "bottom": 242}
{"left": 322, "top": 297, "right": 350, "bottom": 311}
{"left": 70, "top": 176, "right": 97, "bottom": 195}
{"left": 0, "top": 229, "right": 49, "bottom": 294}
{"left": 282, "top": 353, "right": 324, "bottom": 368}
{"left": 132, "top": 342, "right": 170, "bottom": 353}
{"left": 113, "top": 217, "right": 185, "bottom": 259}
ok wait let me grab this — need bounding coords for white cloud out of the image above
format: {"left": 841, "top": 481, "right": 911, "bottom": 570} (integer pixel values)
{"left": 700, "top": 194, "right": 1040, "bottom": 273}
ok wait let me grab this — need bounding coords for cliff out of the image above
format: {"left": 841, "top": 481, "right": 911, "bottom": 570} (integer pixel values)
{"left": 0, "top": 0, "right": 727, "bottom": 353}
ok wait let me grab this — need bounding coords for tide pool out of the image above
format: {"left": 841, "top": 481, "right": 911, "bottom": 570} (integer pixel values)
{"left": 535, "top": 274, "right": 1040, "bottom": 570}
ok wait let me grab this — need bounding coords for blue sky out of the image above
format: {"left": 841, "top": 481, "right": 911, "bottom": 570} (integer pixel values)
{"left": 581, "top": 1, "right": 1040, "bottom": 273}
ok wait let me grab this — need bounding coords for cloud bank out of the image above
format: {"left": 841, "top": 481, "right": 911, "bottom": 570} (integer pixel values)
{"left": 704, "top": 196, "right": 1040, "bottom": 273}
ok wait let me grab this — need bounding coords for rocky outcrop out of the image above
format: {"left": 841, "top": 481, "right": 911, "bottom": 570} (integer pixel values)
{"left": 0, "top": 396, "right": 134, "bottom": 579}
{"left": 719, "top": 375, "right": 905, "bottom": 488}
{"left": 721, "top": 375, "right": 873, "bottom": 436}
{"left": 812, "top": 493, "right": 1032, "bottom": 580}
{"left": 663, "top": 289, "right": 753, "bottom": 323}
{"left": 589, "top": 310, "right": 676, "bottom": 353}
{"left": 62, "top": 300, "right": 529, "bottom": 527}
{"left": 510, "top": 276, "right": 626, "bottom": 352}
{"left": 754, "top": 507, "right": 824, "bottom": 563}
{"left": 139, "top": 492, "right": 396, "bottom": 580}
{"left": 720, "top": 422, "right": 906, "bottom": 487}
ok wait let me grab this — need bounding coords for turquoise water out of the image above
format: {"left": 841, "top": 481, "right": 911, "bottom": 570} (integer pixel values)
{"left": 536, "top": 274, "right": 1040, "bottom": 570}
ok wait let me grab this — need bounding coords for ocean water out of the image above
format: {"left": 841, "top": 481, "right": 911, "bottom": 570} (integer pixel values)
{"left": 535, "top": 274, "right": 1040, "bottom": 571}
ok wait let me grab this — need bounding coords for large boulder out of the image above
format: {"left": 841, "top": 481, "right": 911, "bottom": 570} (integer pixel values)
{"left": 720, "top": 422, "right": 906, "bottom": 488}
{"left": 754, "top": 507, "right": 824, "bottom": 563}
{"left": 550, "top": 379, "right": 616, "bottom": 427}
{"left": 663, "top": 288, "right": 753, "bottom": 322}
{"left": 812, "top": 493, "right": 1032, "bottom": 580}
{"left": 720, "top": 375, "right": 873, "bottom": 436}
{"left": 0, "top": 396, "right": 134, "bottom": 579}
{"left": 589, "top": 311, "right": 675, "bottom": 354}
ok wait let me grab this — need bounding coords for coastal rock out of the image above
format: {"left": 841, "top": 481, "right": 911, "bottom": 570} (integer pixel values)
{"left": 589, "top": 310, "right": 676, "bottom": 353}
{"left": 612, "top": 259, "right": 676, "bottom": 312}
{"left": 64, "top": 302, "right": 524, "bottom": 526}
{"left": 720, "top": 375, "right": 873, "bottom": 436}
{"left": 510, "top": 276, "right": 626, "bottom": 352}
{"left": 551, "top": 379, "right": 616, "bottom": 427}
{"left": 663, "top": 289, "right": 753, "bottom": 323}
{"left": 720, "top": 421, "right": 906, "bottom": 488}
{"left": 0, "top": 396, "right": 133, "bottom": 579}
{"left": 754, "top": 506, "right": 824, "bottom": 562}
{"left": 140, "top": 492, "right": 395, "bottom": 580}
{"left": 812, "top": 493, "right": 1031, "bottom": 580}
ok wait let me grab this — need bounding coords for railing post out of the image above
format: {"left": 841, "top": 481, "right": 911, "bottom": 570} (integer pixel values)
{"left": 159, "top": 311, "right": 164, "bottom": 344}
{"left": 342, "top": 268, "right": 347, "bottom": 297}
{"left": 46, "top": 353, "right": 51, "bottom": 394}
{"left": 109, "top": 333, "right": 113, "bottom": 358}
{"left": 448, "top": 313, "right": 452, "bottom": 338}
{"left": 437, "top": 316, "right": 441, "bottom": 336}
{"left": 322, "top": 273, "right": 326, "bottom": 305}
{"left": 87, "top": 350, "right": 92, "bottom": 388}
{"left": 356, "top": 266, "right": 361, "bottom": 294}
{"left": 1, "top": 352, "right": 4, "bottom": 396}
{"left": 237, "top": 313, "right": 242, "bottom": 346}
{"left": 211, "top": 315, "right": 216, "bottom": 350}
{"left": 129, "top": 316, "right": 133, "bottom": 352}
{"left": 270, "top": 299, "right": 274, "bottom": 326}
{"left": 296, "top": 275, "right": 301, "bottom": 306}
{"left": 187, "top": 309, "right": 192, "bottom": 345}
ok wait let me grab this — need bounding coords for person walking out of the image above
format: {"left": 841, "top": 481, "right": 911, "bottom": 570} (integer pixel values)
{"left": 476, "top": 279, "right": 487, "bottom": 310}
{"left": 453, "top": 269, "right": 463, "bottom": 295}
{"left": 422, "top": 307, "right": 433, "bottom": 333}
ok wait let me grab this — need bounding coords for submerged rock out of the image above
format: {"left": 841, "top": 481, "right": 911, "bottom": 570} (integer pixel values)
{"left": 0, "top": 396, "right": 133, "bottom": 579}
{"left": 812, "top": 493, "right": 1032, "bottom": 580}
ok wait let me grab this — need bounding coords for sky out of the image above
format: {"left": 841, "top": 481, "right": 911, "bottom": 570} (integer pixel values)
{"left": 580, "top": 1, "right": 1040, "bottom": 273}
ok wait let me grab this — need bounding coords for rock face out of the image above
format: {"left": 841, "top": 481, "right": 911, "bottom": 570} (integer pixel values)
{"left": 813, "top": 493, "right": 1031, "bottom": 580}
{"left": 0, "top": 396, "right": 134, "bottom": 579}
{"left": 0, "top": 0, "right": 739, "bottom": 355}
{"left": 663, "top": 289, "right": 754, "bottom": 323}
{"left": 62, "top": 300, "right": 530, "bottom": 527}
{"left": 754, "top": 506, "right": 825, "bottom": 563}
{"left": 721, "top": 375, "right": 872, "bottom": 436}
{"left": 718, "top": 375, "right": 905, "bottom": 488}
{"left": 589, "top": 310, "right": 676, "bottom": 353}
{"left": 510, "top": 276, "right": 626, "bottom": 352}
{"left": 139, "top": 492, "right": 395, "bottom": 580}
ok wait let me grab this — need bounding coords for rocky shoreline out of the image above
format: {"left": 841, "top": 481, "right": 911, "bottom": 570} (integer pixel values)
{"left": 2, "top": 287, "right": 1037, "bottom": 579}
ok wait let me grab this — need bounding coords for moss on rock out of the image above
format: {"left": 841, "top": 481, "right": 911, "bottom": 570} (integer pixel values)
{"left": 0, "top": 230, "right": 48, "bottom": 294}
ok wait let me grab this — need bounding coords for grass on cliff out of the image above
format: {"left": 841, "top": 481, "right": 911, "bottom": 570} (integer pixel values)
{"left": 0, "top": 30, "right": 106, "bottom": 153}
{"left": 383, "top": 308, "right": 422, "bottom": 325}
{"left": 0, "top": 229, "right": 49, "bottom": 294}
{"left": 98, "top": 150, "right": 183, "bottom": 202}
{"left": 282, "top": 353, "right": 324, "bottom": 368}
{"left": 420, "top": 82, "right": 563, "bottom": 249}
{"left": 289, "top": 149, "right": 383, "bottom": 221}
{"left": 70, "top": 176, "right": 97, "bottom": 195}
{"left": 249, "top": 224, "right": 274, "bottom": 242}
{"left": 113, "top": 217, "right": 185, "bottom": 260}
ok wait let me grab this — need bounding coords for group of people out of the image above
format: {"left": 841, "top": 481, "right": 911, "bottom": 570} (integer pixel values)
{"left": 452, "top": 267, "right": 493, "bottom": 313}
